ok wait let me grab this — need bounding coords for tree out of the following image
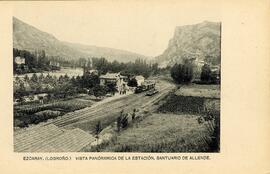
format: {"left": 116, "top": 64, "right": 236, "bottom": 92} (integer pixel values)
{"left": 117, "top": 110, "right": 124, "bottom": 132}
{"left": 93, "top": 85, "right": 106, "bottom": 98}
{"left": 183, "top": 61, "right": 193, "bottom": 82}
{"left": 92, "top": 57, "right": 109, "bottom": 75}
{"left": 170, "top": 61, "right": 193, "bottom": 84}
{"left": 151, "top": 63, "right": 159, "bottom": 75}
{"left": 24, "top": 75, "right": 29, "bottom": 82}
{"left": 201, "top": 64, "right": 211, "bottom": 82}
{"left": 121, "top": 114, "right": 129, "bottom": 129}
{"left": 131, "top": 108, "right": 136, "bottom": 120}
{"left": 80, "top": 74, "right": 100, "bottom": 89}
{"left": 78, "top": 57, "right": 87, "bottom": 67}
{"left": 44, "top": 74, "right": 52, "bottom": 84}
{"left": 116, "top": 116, "right": 122, "bottom": 132}
{"left": 95, "top": 121, "right": 102, "bottom": 144}
{"left": 106, "top": 82, "right": 117, "bottom": 94}
{"left": 110, "top": 60, "right": 122, "bottom": 72}
{"left": 31, "top": 73, "right": 38, "bottom": 83}
{"left": 19, "top": 81, "right": 26, "bottom": 93}
{"left": 127, "top": 78, "right": 138, "bottom": 87}
{"left": 38, "top": 73, "right": 44, "bottom": 82}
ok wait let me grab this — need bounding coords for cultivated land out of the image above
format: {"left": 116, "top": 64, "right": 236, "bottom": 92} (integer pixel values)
{"left": 175, "top": 84, "right": 220, "bottom": 98}
{"left": 14, "top": 79, "right": 176, "bottom": 152}
{"left": 14, "top": 79, "right": 220, "bottom": 152}
{"left": 87, "top": 113, "right": 211, "bottom": 152}
{"left": 84, "top": 83, "right": 220, "bottom": 152}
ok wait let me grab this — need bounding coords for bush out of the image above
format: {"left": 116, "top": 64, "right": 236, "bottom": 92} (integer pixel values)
{"left": 14, "top": 110, "right": 62, "bottom": 128}
{"left": 30, "top": 110, "right": 61, "bottom": 124}
{"left": 121, "top": 114, "right": 129, "bottom": 129}
{"left": 201, "top": 64, "right": 211, "bottom": 82}
{"left": 127, "top": 78, "right": 138, "bottom": 87}
{"left": 35, "top": 110, "right": 61, "bottom": 118}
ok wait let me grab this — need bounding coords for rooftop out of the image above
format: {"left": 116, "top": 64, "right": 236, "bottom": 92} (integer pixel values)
{"left": 100, "top": 73, "right": 127, "bottom": 79}
{"left": 135, "top": 75, "right": 145, "bottom": 80}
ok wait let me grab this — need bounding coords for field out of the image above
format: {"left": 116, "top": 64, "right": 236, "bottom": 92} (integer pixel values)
{"left": 175, "top": 84, "right": 220, "bottom": 98}
{"left": 14, "top": 80, "right": 220, "bottom": 152}
{"left": 85, "top": 113, "right": 215, "bottom": 152}
{"left": 14, "top": 124, "right": 96, "bottom": 152}
{"left": 83, "top": 84, "right": 220, "bottom": 152}
{"left": 14, "top": 96, "right": 96, "bottom": 128}
{"left": 158, "top": 84, "right": 220, "bottom": 114}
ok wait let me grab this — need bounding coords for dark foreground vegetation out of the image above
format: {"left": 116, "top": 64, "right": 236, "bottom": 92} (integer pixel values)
{"left": 158, "top": 94, "right": 206, "bottom": 114}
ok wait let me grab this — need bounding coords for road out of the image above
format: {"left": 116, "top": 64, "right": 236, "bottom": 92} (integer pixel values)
{"left": 45, "top": 79, "right": 175, "bottom": 133}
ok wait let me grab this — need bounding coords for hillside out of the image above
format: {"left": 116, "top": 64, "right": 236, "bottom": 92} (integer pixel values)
{"left": 13, "top": 17, "right": 148, "bottom": 62}
{"left": 156, "top": 21, "right": 221, "bottom": 67}
{"left": 63, "top": 42, "right": 148, "bottom": 63}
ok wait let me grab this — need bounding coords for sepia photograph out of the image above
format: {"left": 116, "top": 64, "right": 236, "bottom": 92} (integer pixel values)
{"left": 13, "top": 4, "right": 221, "bottom": 153}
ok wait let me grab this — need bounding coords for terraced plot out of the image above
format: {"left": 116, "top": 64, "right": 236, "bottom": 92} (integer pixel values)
{"left": 14, "top": 124, "right": 64, "bottom": 152}
{"left": 14, "top": 124, "right": 95, "bottom": 152}
{"left": 31, "top": 128, "right": 95, "bottom": 152}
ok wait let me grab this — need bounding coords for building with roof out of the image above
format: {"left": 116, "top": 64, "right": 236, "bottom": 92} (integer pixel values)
{"left": 135, "top": 75, "right": 145, "bottom": 86}
{"left": 15, "top": 56, "right": 25, "bottom": 65}
{"left": 100, "top": 72, "right": 128, "bottom": 93}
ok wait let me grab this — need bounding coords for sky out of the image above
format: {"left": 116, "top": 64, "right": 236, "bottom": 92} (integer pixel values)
{"left": 13, "top": 1, "right": 221, "bottom": 57}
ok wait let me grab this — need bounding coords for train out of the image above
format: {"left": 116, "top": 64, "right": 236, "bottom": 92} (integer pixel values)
{"left": 135, "top": 80, "right": 156, "bottom": 94}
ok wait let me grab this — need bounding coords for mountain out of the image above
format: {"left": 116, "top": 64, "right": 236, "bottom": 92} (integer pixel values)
{"left": 62, "top": 42, "right": 149, "bottom": 63}
{"left": 156, "top": 21, "right": 221, "bottom": 67}
{"left": 13, "top": 17, "right": 148, "bottom": 62}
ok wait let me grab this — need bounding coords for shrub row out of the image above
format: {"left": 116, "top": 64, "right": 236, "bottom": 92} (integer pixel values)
{"left": 14, "top": 110, "right": 62, "bottom": 128}
{"left": 15, "top": 100, "right": 89, "bottom": 116}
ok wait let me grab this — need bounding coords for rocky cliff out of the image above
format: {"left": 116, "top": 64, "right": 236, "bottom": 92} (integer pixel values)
{"left": 156, "top": 21, "right": 221, "bottom": 67}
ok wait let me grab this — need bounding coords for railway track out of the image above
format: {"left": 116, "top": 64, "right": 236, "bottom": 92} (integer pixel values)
{"left": 42, "top": 80, "right": 175, "bottom": 130}
{"left": 59, "top": 83, "right": 175, "bottom": 129}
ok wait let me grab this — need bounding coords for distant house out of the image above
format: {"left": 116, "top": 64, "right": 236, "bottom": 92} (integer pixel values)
{"left": 210, "top": 65, "right": 220, "bottom": 72}
{"left": 83, "top": 66, "right": 98, "bottom": 76}
{"left": 15, "top": 56, "right": 25, "bottom": 65}
{"left": 22, "top": 93, "right": 48, "bottom": 104}
{"left": 210, "top": 65, "right": 221, "bottom": 82}
{"left": 14, "top": 56, "right": 28, "bottom": 73}
{"left": 89, "top": 70, "right": 98, "bottom": 75}
{"left": 49, "top": 61, "right": 60, "bottom": 70}
{"left": 135, "top": 75, "right": 145, "bottom": 86}
{"left": 34, "top": 93, "right": 49, "bottom": 104}
{"left": 100, "top": 72, "right": 128, "bottom": 93}
{"left": 49, "top": 61, "right": 60, "bottom": 67}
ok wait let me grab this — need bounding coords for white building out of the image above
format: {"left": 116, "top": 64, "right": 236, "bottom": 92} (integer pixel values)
{"left": 100, "top": 73, "right": 128, "bottom": 92}
{"left": 15, "top": 56, "right": 25, "bottom": 65}
{"left": 135, "top": 75, "right": 145, "bottom": 86}
{"left": 49, "top": 61, "right": 60, "bottom": 67}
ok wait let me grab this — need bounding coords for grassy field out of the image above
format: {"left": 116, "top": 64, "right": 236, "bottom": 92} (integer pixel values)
{"left": 87, "top": 113, "right": 215, "bottom": 152}
{"left": 175, "top": 84, "right": 220, "bottom": 98}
